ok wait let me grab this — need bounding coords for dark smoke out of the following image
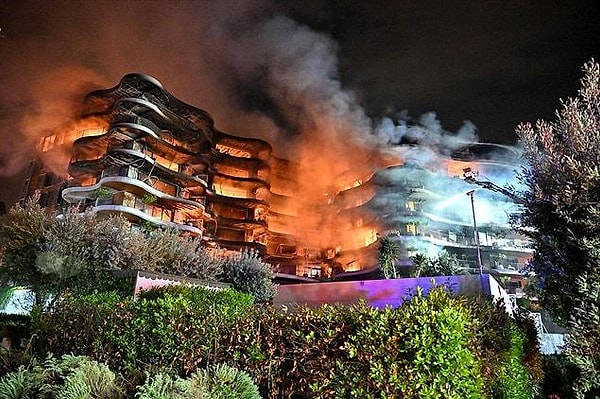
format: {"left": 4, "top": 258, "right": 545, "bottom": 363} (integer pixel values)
{"left": 0, "top": 0, "right": 523, "bottom": 233}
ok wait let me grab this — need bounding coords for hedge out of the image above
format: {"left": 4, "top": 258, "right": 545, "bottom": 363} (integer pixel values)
{"left": 32, "top": 285, "right": 541, "bottom": 398}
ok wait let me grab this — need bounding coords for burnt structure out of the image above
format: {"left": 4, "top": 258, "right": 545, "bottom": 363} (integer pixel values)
{"left": 24, "top": 74, "right": 532, "bottom": 278}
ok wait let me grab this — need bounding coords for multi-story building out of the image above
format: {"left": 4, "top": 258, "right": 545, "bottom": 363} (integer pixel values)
{"left": 34, "top": 74, "right": 273, "bottom": 254}
{"left": 24, "top": 73, "right": 531, "bottom": 278}
{"left": 334, "top": 142, "right": 532, "bottom": 274}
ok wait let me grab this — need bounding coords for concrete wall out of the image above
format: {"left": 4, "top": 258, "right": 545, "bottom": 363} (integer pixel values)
{"left": 273, "top": 274, "right": 500, "bottom": 310}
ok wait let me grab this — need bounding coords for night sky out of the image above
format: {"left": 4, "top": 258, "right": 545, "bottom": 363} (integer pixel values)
{"left": 0, "top": 0, "right": 598, "bottom": 207}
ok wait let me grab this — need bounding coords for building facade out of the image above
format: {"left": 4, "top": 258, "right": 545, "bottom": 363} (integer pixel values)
{"left": 24, "top": 73, "right": 531, "bottom": 278}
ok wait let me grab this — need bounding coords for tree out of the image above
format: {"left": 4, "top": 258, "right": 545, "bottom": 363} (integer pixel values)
{"left": 410, "top": 251, "right": 463, "bottom": 277}
{"left": 378, "top": 235, "right": 400, "bottom": 279}
{"left": 515, "top": 59, "right": 600, "bottom": 398}
{"left": 515, "top": 59, "right": 600, "bottom": 322}
{"left": 0, "top": 196, "right": 224, "bottom": 306}
{"left": 0, "top": 194, "right": 51, "bottom": 305}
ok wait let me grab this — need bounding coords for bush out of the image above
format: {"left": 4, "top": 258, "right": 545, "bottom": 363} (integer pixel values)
{"left": 541, "top": 354, "right": 578, "bottom": 399}
{"left": 221, "top": 249, "right": 277, "bottom": 303}
{"left": 34, "top": 285, "right": 541, "bottom": 398}
{"left": 189, "top": 363, "right": 261, "bottom": 399}
{"left": 473, "top": 301, "right": 542, "bottom": 399}
{"left": 135, "top": 373, "right": 191, "bottom": 399}
{"left": 35, "top": 285, "right": 254, "bottom": 376}
{"left": 322, "top": 287, "right": 485, "bottom": 398}
{"left": 491, "top": 325, "right": 538, "bottom": 399}
{"left": 0, "top": 354, "right": 123, "bottom": 399}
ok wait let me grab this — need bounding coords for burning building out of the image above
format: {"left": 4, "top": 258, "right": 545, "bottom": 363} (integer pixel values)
{"left": 22, "top": 73, "right": 531, "bottom": 278}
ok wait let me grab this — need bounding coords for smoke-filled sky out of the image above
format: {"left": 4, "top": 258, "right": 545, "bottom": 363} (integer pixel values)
{"left": 0, "top": 0, "right": 598, "bottom": 207}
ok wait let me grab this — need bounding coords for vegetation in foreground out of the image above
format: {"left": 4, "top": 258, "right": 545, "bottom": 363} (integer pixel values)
{"left": 515, "top": 59, "right": 600, "bottom": 397}
{"left": 0, "top": 284, "right": 543, "bottom": 398}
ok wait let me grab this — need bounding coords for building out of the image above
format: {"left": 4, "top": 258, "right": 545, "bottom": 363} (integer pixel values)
{"left": 23, "top": 73, "right": 531, "bottom": 278}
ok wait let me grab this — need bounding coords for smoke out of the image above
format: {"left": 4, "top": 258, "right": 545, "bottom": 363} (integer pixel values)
{"left": 0, "top": 0, "right": 522, "bottom": 258}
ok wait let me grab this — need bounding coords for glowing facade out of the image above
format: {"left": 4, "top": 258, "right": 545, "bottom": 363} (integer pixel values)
{"left": 24, "top": 74, "right": 531, "bottom": 278}
{"left": 35, "top": 74, "right": 273, "bottom": 253}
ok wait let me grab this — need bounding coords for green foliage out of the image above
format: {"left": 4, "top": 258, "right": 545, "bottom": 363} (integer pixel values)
{"left": 143, "top": 229, "right": 225, "bottom": 280}
{"left": 516, "top": 59, "right": 600, "bottom": 398}
{"left": 0, "top": 354, "right": 123, "bottom": 399}
{"left": 189, "top": 363, "right": 261, "bottom": 399}
{"left": 134, "top": 364, "right": 261, "bottom": 399}
{"left": 141, "top": 194, "right": 157, "bottom": 204}
{"left": 515, "top": 59, "right": 600, "bottom": 323}
{"left": 135, "top": 373, "right": 190, "bottom": 399}
{"left": 491, "top": 325, "right": 538, "bottom": 399}
{"left": 0, "top": 286, "right": 17, "bottom": 310}
{"left": 566, "top": 273, "right": 600, "bottom": 399}
{"left": 541, "top": 354, "right": 578, "bottom": 399}
{"left": 410, "top": 251, "right": 463, "bottom": 277}
{"left": 221, "top": 249, "right": 277, "bottom": 303}
{"left": 378, "top": 235, "right": 400, "bottom": 279}
{"left": 33, "top": 284, "right": 541, "bottom": 398}
{"left": 0, "top": 346, "right": 32, "bottom": 378}
{"left": 0, "top": 197, "right": 147, "bottom": 306}
{"left": 35, "top": 285, "right": 254, "bottom": 377}
{"left": 0, "top": 198, "right": 228, "bottom": 306}
{"left": 0, "top": 194, "right": 50, "bottom": 304}
{"left": 0, "top": 366, "right": 36, "bottom": 399}
{"left": 323, "top": 287, "right": 485, "bottom": 398}
{"left": 0, "top": 356, "right": 261, "bottom": 399}
{"left": 93, "top": 187, "right": 113, "bottom": 199}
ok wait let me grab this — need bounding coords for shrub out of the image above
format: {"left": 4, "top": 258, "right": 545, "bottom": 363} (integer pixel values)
{"left": 221, "top": 249, "right": 277, "bottom": 303}
{"left": 135, "top": 373, "right": 191, "bottom": 399}
{"left": 189, "top": 363, "right": 261, "bottom": 399}
{"left": 34, "top": 284, "right": 542, "bottom": 398}
{"left": 491, "top": 325, "right": 538, "bottom": 399}
{"left": 0, "top": 367, "right": 36, "bottom": 399}
{"left": 410, "top": 251, "right": 463, "bottom": 277}
{"left": 35, "top": 285, "right": 254, "bottom": 376}
{"left": 541, "top": 354, "right": 578, "bottom": 399}
{"left": 321, "top": 287, "right": 485, "bottom": 398}
{"left": 134, "top": 364, "right": 261, "bottom": 399}
{"left": 0, "top": 354, "right": 123, "bottom": 399}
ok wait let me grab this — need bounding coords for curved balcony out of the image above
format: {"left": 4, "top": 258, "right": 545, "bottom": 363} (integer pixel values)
{"left": 333, "top": 183, "right": 377, "bottom": 211}
{"left": 215, "top": 132, "right": 272, "bottom": 161}
{"left": 209, "top": 192, "right": 269, "bottom": 210}
{"left": 332, "top": 166, "right": 377, "bottom": 194}
{"left": 62, "top": 175, "right": 206, "bottom": 214}
{"left": 107, "top": 148, "right": 209, "bottom": 189}
{"left": 214, "top": 153, "right": 270, "bottom": 182}
{"left": 68, "top": 149, "right": 209, "bottom": 192}
{"left": 94, "top": 204, "right": 202, "bottom": 236}
{"left": 115, "top": 97, "right": 214, "bottom": 148}
{"left": 211, "top": 174, "right": 271, "bottom": 201}
{"left": 108, "top": 115, "right": 213, "bottom": 165}
{"left": 83, "top": 73, "right": 216, "bottom": 135}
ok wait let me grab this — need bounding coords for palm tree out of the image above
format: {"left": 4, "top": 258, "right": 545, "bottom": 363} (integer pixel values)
{"left": 378, "top": 236, "right": 400, "bottom": 279}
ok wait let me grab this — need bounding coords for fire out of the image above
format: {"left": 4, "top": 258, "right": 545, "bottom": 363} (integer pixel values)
{"left": 446, "top": 159, "right": 474, "bottom": 178}
{"left": 37, "top": 117, "right": 108, "bottom": 178}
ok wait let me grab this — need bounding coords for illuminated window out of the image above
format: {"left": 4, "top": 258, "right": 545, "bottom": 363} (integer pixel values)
{"left": 214, "top": 185, "right": 249, "bottom": 198}
{"left": 406, "top": 223, "right": 417, "bottom": 235}
{"left": 41, "top": 135, "right": 56, "bottom": 152}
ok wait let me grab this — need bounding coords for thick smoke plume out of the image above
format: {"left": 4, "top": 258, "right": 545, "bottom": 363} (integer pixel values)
{"left": 0, "top": 0, "right": 519, "bottom": 253}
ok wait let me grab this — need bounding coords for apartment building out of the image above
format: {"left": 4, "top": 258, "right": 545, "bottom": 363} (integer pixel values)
{"left": 24, "top": 73, "right": 531, "bottom": 278}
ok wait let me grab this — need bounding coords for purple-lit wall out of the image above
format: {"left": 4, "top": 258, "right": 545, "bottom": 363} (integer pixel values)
{"left": 273, "top": 274, "right": 496, "bottom": 309}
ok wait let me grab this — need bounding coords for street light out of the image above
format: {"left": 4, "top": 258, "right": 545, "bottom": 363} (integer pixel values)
{"left": 466, "top": 189, "right": 483, "bottom": 275}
